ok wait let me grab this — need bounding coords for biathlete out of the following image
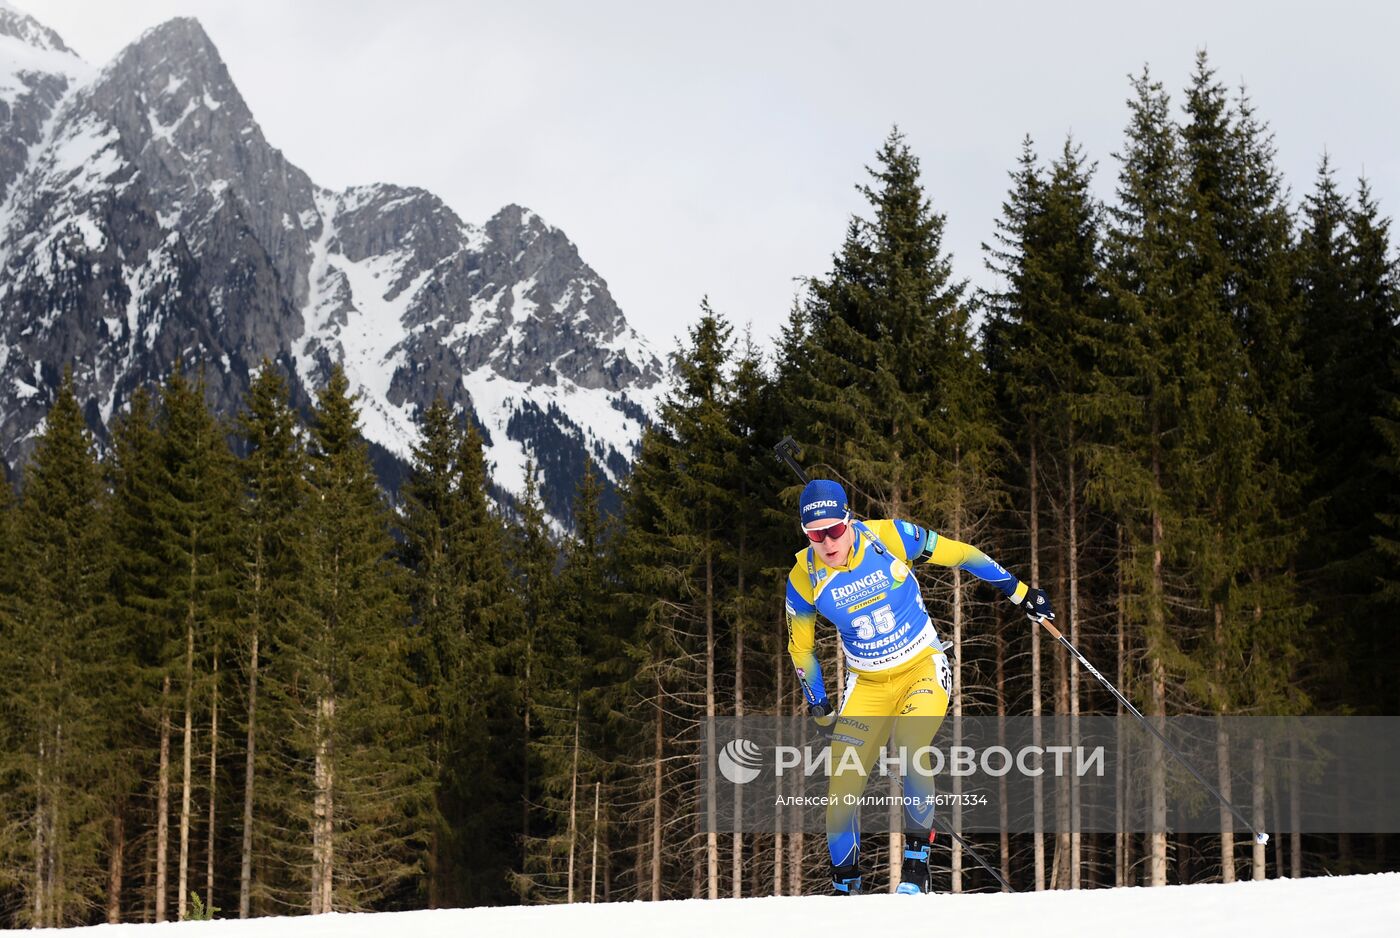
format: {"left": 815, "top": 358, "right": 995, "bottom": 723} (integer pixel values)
{"left": 785, "top": 478, "right": 1053, "bottom": 895}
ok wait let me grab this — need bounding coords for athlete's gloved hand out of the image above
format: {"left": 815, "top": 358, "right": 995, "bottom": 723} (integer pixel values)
{"left": 810, "top": 700, "right": 837, "bottom": 741}
{"left": 1020, "top": 587, "right": 1055, "bottom": 623}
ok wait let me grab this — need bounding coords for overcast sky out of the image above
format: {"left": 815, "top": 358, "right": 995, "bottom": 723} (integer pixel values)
{"left": 17, "top": 0, "right": 1400, "bottom": 354}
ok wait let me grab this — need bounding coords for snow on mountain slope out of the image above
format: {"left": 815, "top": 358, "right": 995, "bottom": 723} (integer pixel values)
{"left": 0, "top": 2, "right": 91, "bottom": 239}
{"left": 0, "top": 12, "right": 666, "bottom": 523}
{"left": 32, "top": 873, "right": 1400, "bottom": 937}
{"left": 0, "top": 2, "right": 85, "bottom": 106}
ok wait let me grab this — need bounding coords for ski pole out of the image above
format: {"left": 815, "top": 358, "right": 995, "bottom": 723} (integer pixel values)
{"left": 1033, "top": 614, "right": 1269, "bottom": 846}
{"left": 931, "top": 816, "right": 1015, "bottom": 892}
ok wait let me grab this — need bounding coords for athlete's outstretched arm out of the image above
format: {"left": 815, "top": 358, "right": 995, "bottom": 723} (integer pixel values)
{"left": 881, "top": 519, "right": 1055, "bottom": 620}
{"left": 916, "top": 530, "right": 1056, "bottom": 620}
{"left": 919, "top": 532, "right": 1029, "bottom": 604}
{"left": 785, "top": 570, "right": 830, "bottom": 713}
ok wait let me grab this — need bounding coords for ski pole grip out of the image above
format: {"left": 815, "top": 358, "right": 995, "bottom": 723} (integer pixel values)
{"left": 774, "top": 436, "right": 810, "bottom": 484}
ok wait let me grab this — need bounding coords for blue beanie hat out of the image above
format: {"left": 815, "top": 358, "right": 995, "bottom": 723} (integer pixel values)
{"left": 800, "top": 479, "right": 849, "bottom": 528}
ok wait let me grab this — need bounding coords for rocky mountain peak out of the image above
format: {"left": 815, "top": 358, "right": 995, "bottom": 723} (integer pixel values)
{"left": 0, "top": 10, "right": 667, "bottom": 527}
{"left": 0, "top": 2, "right": 72, "bottom": 54}
{"left": 91, "top": 17, "right": 255, "bottom": 142}
{"left": 0, "top": 3, "right": 88, "bottom": 204}
{"left": 74, "top": 18, "right": 319, "bottom": 300}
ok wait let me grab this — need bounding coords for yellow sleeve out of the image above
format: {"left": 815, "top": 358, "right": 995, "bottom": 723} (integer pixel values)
{"left": 785, "top": 556, "right": 826, "bottom": 706}
{"left": 927, "top": 535, "right": 1029, "bottom": 603}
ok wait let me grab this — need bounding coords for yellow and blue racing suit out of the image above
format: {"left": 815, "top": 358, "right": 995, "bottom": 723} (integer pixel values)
{"left": 785, "top": 518, "right": 1028, "bottom": 867}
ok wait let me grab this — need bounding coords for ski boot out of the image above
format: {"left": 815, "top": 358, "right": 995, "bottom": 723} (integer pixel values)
{"left": 895, "top": 831, "right": 933, "bottom": 895}
{"left": 830, "top": 860, "right": 862, "bottom": 895}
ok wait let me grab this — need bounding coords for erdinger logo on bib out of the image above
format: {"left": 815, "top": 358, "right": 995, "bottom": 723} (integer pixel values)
{"left": 830, "top": 569, "right": 889, "bottom": 601}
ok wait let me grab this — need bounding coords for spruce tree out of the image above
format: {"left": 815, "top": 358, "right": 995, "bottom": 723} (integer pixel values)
{"left": 801, "top": 128, "right": 969, "bottom": 521}
{"left": 1177, "top": 58, "right": 1309, "bottom": 887}
{"left": 985, "top": 133, "right": 1114, "bottom": 890}
{"left": 299, "top": 366, "right": 430, "bottom": 912}
{"left": 612, "top": 304, "right": 745, "bottom": 899}
{"left": 400, "top": 397, "right": 467, "bottom": 908}
{"left": 1177, "top": 56, "right": 1308, "bottom": 723}
{"left": 511, "top": 462, "right": 584, "bottom": 902}
{"left": 154, "top": 368, "right": 240, "bottom": 921}
{"left": 1376, "top": 360, "right": 1400, "bottom": 629}
{"left": 0, "top": 374, "right": 113, "bottom": 926}
{"left": 1295, "top": 159, "right": 1354, "bottom": 692}
{"left": 446, "top": 419, "right": 521, "bottom": 907}
{"left": 232, "top": 362, "right": 310, "bottom": 916}
{"left": 104, "top": 385, "right": 175, "bottom": 919}
{"left": 1312, "top": 176, "right": 1400, "bottom": 711}
{"left": 1100, "top": 68, "right": 1201, "bottom": 887}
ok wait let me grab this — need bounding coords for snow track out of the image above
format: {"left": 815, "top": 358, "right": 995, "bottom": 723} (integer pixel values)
{"left": 37, "top": 872, "right": 1399, "bottom": 937}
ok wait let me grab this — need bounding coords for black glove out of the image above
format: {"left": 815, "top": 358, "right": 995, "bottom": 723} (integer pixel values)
{"left": 810, "top": 700, "right": 836, "bottom": 741}
{"left": 1020, "top": 587, "right": 1055, "bottom": 623}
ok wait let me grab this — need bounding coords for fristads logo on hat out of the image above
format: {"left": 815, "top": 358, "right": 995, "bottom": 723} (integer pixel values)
{"left": 799, "top": 479, "right": 849, "bottom": 527}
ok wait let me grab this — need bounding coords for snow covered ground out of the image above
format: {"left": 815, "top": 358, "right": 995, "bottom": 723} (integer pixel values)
{"left": 36, "top": 872, "right": 1399, "bottom": 937}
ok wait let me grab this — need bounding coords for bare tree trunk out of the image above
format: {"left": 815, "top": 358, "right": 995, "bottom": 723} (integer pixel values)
{"left": 1251, "top": 738, "right": 1266, "bottom": 881}
{"left": 995, "top": 614, "right": 1010, "bottom": 890}
{"left": 704, "top": 545, "right": 718, "bottom": 900}
{"left": 795, "top": 666, "right": 806, "bottom": 907}
{"left": 312, "top": 699, "right": 324, "bottom": 912}
{"left": 207, "top": 648, "right": 219, "bottom": 910}
{"left": 590, "top": 782, "right": 600, "bottom": 902}
{"left": 788, "top": 824, "right": 803, "bottom": 896}
{"left": 1149, "top": 655, "right": 1168, "bottom": 886}
{"left": 631, "top": 816, "right": 644, "bottom": 899}
{"left": 950, "top": 498, "right": 965, "bottom": 894}
{"left": 1339, "top": 771, "right": 1351, "bottom": 871}
{"left": 602, "top": 805, "right": 611, "bottom": 904}
{"left": 651, "top": 681, "right": 663, "bottom": 902}
{"left": 835, "top": 655, "right": 845, "bottom": 715}
{"left": 325, "top": 694, "right": 336, "bottom": 912}
{"left": 47, "top": 724, "right": 61, "bottom": 926}
{"left": 326, "top": 694, "right": 338, "bottom": 911}
{"left": 1029, "top": 436, "right": 1045, "bottom": 891}
{"left": 34, "top": 737, "right": 46, "bottom": 926}
{"left": 1149, "top": 435, "right": 1168, "bottom": 887}
{"left": 773, "top": 644, "right": 784, "bottom": 897}
{"left": 108, "top": 808, "right": 125, "bottom": 923}
{"left": 1290, "top": 738, "right": 1301, "bottom": 878}
{"left": 240, "top": 627, "right": 258, "bottom": 918}
{"left": 693, "top": 821, "right": 704, "bottom": 899}
{"left": 143, "top": 802, "right": 154, "bottom": 923}
{"left": 522, "top": 650, "right": 531, "bottom": 870}
{"left": 888, "top": 788, "right": 900, "bottom": 894}
{"left": 1052, "top": 548, "right": 1070, "bottom": 889}
{"left": 179, "top": 613, "right": 195, "bottom": 921}
{"left": 312, "top": 691, "right": 336, "bottom": 913}
{"left": 732, "top": 587, "right": 744, "bottom": 899}
{"left": 1068, "top": 457, "right": 1081, "bottom": 889}
{"left": 787, "top": 638, "right": 804, "bottom": 898}
{"left": 568, "top": 710, "right": 580, "bottom": 903}
{"left": 157, "top": 675, "right": 171, "bottom": 922}
{"left": 1217, "top": 710, "right": 1234, "bottom": 883}
{"left": 1114, "top": 526, "right": 1127, "bottom": 888}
